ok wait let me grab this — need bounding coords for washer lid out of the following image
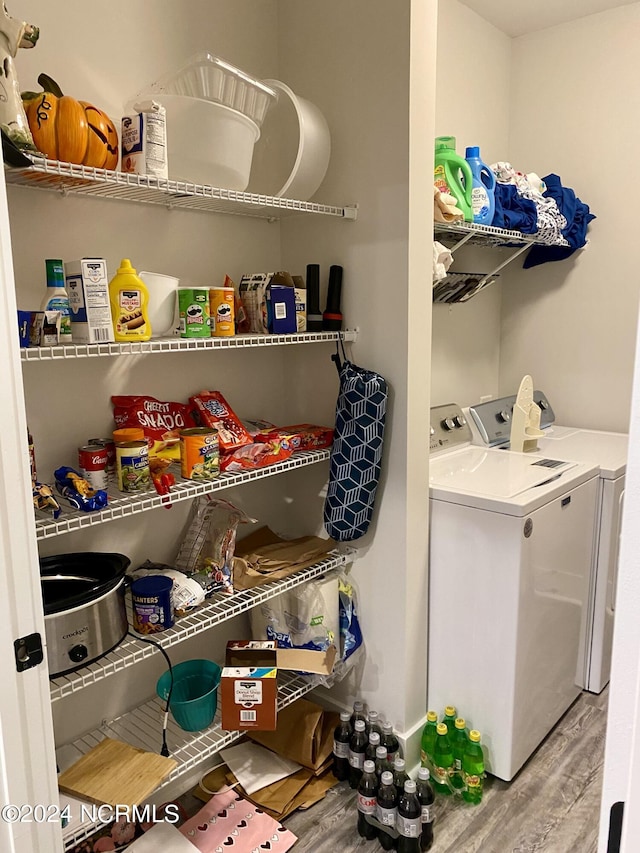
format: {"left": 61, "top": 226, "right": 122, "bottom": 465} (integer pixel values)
{"left": 429, "top": 446, "right": 598, "bottom": 515}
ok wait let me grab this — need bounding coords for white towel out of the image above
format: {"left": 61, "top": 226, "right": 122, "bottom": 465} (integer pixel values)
{"left": 126, "top": 821, "right": 196, "bottom": 851}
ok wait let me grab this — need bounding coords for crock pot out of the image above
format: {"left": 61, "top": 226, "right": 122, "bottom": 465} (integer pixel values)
{"left": 40, "top": 553, "right": 130, "bottom": 677}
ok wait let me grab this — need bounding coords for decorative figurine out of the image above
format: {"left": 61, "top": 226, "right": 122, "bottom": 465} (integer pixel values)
{"left": 0, "top": 3, "right": 38, "bottom": 150}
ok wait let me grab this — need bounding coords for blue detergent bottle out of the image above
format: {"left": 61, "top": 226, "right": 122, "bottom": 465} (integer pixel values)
{"left": 465, "top": 146, "right": 496, "bottom": 226}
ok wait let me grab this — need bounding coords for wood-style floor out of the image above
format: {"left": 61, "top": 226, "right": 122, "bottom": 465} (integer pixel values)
{"left": 285, "top": 689, "right": 608, "bottom": 853}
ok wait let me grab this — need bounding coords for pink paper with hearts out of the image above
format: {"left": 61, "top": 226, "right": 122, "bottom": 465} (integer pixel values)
{"left": 179, "top": 789, "right": 297, "bottom": 853}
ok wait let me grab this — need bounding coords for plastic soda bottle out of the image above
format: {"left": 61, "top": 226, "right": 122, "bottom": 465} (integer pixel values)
{"left": 351, "top": 700, "right": 368, "bottom": 732}
{"left": 442, "top": 706, "right": 457, "bottom": 733}
{"left": 375, "top": 745, "right": 393, "bottom": 780}
{"left": 393, "top": 756, "right": 410, "bottom": 792}
{"left": 432, "top": 723, "right": 454, "bottom": 795}
{"left": 349, "top": 719, "right": 368, "bottom": 789}
{"left": 332, "top": 711, "right": 352, "bottom": 781}
{"left": 397, "top": 779, "right": 421, "bottom": 853}
{"left": 376, "top": 770, "right": 398, "bottom": 851}
{"left": 451, "top": 718, "right": 468, "bottom": 790}
{"left": 367, "top": 709, "right": 383, "bottom": 737}
{"left": 416, "top": 767, "right": 435, "bottom": 851}
{"left": 462, "top": 730, "right": 485, "bottom": 804}
{"left": 357, "top": 759, "right": 379, "bottom": 840}
{"left": 420, "top": 711, "right": 438, "bottom": 767}
{"left": 381, "top": 721, "right": 401, "bottom": 764}
{"left": 366, "top": 731, "right": 381, "bottom": 763}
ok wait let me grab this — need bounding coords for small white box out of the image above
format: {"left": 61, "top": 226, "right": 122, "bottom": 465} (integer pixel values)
{"left": 65, "top": 259, "right": 115, "bottom": 344}
{"left": 121, "top": 102, "right": 168, "bottom": 180}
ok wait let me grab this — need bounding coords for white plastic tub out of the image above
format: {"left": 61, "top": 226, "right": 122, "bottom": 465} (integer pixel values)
{"left": 154, "top": 94, "right": 260, "bottom": 189}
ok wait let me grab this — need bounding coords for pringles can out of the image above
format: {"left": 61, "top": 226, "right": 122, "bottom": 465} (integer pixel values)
{"left": 178, "top": 288, "right": 210, "bottom": 338}
{"left": 180, "top": 427, "right": 219, "bottom": 480}
{"left": 209, "top": 287, "right": 235, "bottom": 337}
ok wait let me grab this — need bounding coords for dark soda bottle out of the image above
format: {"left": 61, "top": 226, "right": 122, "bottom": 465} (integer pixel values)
{"left": 432, "top": 723, "right": 454, "bottom": 795}
{"left": 332, "top": 710, "right": 352, "bottom": 781}
{"left": 351, "top": 700, "right": 368, "bottom": 732}
{"left": 349, "top": 719, "right": 368, "bottom": 789}
{"left": 366, "top": 731, "right": 381, "bottom": 763}
{"left": 376, "top": 770, "right": 398, "bottom": 851}
{"left": 451, "top": 718, "right": 468, "bottom": 791}
{"left": 420, "top": 711, "right": 438, "bottom": 768}
{"left": 397, "top": 779, "right": 421, "bottom": 853}
{"left": 462, "top": 730, "right": 485, "bottom": 804}
{"left": 381, "top": 721, "right": 401, "bottom": 764}
{"left": 416, "top": 767, "right": 435, "bottom": 851}
{"left": 367, "top": 709, "right": 383, "bottom": 737}
{"left": 357, "top": 759, "right": 378, "bottom": 840}
{"left": 375, "top": 745, "right": 393, "bottom": 779}
{"left": 393, "top": 757, "right": 410, "bottom": 792}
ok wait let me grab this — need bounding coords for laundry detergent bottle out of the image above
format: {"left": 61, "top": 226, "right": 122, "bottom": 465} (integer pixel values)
{"left": 434, "top": 136, "right": 473, "bottom": 222}
{"left": 465, "top": 146, "right": 496, "bottom": 226}
{"left": 109, "top": 258, "right": 152, "bottom": 341}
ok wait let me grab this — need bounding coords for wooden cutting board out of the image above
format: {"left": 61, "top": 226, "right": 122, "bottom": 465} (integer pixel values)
{"left": 58, "top": 738, "right": 177, "bottom": 808}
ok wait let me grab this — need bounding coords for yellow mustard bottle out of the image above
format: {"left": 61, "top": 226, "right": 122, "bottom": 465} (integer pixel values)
{"left": 109, "top": 258, "right": 152, "bottom": 341}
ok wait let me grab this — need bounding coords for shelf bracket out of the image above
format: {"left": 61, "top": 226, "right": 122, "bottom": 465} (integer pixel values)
{"left": 476, "top": 242, "right": 531, "bottom": 286}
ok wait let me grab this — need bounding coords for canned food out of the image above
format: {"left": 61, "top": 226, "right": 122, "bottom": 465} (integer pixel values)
{"left": 78, "top": 445, "right": 108, "bottom": 491}
{"left": 115, "top": 440, "right": 150, "bottom": 492}
{"left": 131, "top": 575, "right": 174, "bottom": 634}
{"left": 180, "top": 427, "right": 219, "bottom": 480}
{"left": 88, "top": 437, "right": 116, "bottom": 477}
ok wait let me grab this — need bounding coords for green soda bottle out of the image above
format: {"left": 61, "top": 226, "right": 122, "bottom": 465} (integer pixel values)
{"left": 420, "top": 711, "right": 438, "bottom": 768}
{"left": 462, "top": 730, "right": 485, "bottom": 804}
{"left": 451, "top": 718, "right": 468, "bottom": 790}
{"left": 442, "top": 705, "right": 457, "bottom": 733}
{"left": 432, "top": 723, "right": 454, "bottom": 796}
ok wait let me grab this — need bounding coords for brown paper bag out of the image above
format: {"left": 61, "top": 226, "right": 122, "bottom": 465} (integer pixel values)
{"left": 247, "top": 698, "right": 338, "bottom": 770}
{"left": 233, "top": 527, "right": 337, "bottom": 590}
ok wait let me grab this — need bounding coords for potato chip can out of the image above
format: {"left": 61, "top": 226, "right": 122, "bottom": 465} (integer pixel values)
{"left": 180, "top": 427, "right": 219, "bottom": 480}
{"left": 178, "top": 288, "right": 210, "bottom": 338}
{"left": 78, "top": 445, "right": 108, "bottom": 491}
{"left": 209, "top": 287, "right": 235, "bottom": 336}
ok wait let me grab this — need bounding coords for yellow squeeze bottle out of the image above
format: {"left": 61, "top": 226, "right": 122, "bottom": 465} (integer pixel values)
{"left": 109, "top": 258, "right": 152, "bottom": 341}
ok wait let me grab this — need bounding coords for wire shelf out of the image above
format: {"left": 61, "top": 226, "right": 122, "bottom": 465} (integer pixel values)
{"left": 50, "top": 552, "right": 349, "bottom": 702}
{"left": 34, "top": 450, "right": 330, "bottom": 540}
{"left": 61, "top": 671, "right": 315, "bottom": 849}
{"left": 5, "top": 156, "right": 358, "bottom": 221}
{"left": 21, "top": 329, "right": 357, "bottom": 361}
{"left": 435, "top": 221, "right": 546, "bottom": 248}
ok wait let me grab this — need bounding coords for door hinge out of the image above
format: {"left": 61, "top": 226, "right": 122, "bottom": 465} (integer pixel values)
{"left": 14, "top": 633, "right": 44, "bottom": 672}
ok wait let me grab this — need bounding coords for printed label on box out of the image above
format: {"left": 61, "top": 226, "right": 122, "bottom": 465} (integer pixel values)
{"left": 234, "top": 679, "right": 263, "bottom": 707}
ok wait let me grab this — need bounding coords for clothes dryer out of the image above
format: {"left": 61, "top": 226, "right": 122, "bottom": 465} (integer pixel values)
{"left": 428, "top": 404, "right": 599, "bottom": 781}
{"left": 468, "top": 393, "right": 628, "bottom": 693}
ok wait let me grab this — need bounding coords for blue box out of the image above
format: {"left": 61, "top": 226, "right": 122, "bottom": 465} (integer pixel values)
{"left": 17, "top": 310, "right": 30, "bottom": 347}
{"left": 266, "top": 285, "right": 297, "bottom": 334}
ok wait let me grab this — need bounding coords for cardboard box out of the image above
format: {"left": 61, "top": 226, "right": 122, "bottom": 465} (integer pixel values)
{"left": 239, "top": 272, "right": 271, "bottom": 334}
{"left": 121, "top": 102, "right": 168, "bottom": 180}
{"left": 267, "top": 284, "right": 297, "bottom": 334}
{"left": 65, "top": 259, "right": 115, "bottom": 344}
{"left": 221, "top": 641, "right": 336, "bottom": 732}
{"left": 292, "top": 275, "right": 307, "bottom": 332}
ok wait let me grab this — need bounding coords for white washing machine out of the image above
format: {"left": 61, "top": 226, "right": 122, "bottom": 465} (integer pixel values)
{"left": 468, "top": 392, "right": 628, "bottom": 694}
{"left": 428, "top": 403, "right": 599, "bottom": 781}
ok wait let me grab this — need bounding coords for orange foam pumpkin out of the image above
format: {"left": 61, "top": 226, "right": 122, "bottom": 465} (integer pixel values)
{"left": 22, "top": 73, "right": 118, "bottom": 170}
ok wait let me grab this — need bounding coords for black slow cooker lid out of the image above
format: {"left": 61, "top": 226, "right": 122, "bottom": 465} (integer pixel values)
{"left": 40, "top": 552, "right": 131, "bottom": 615}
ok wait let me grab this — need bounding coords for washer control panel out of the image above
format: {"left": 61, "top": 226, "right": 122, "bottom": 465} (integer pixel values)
{"left": 469, "top": 391, "right": 556, "bottom": 447}
{"left": 430, "top": 403, "right": 473, "bottom": 453}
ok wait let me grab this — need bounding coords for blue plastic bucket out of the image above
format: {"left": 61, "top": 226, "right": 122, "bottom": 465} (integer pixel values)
{"left": 156, "top": 659, "right": 221, "bottom": 732}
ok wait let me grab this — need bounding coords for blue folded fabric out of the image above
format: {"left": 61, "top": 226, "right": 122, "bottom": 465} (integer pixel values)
{"left": 493, "top": 183, "right": 538, "bottom": 233}
{"left": 523, "top": 173, "right": 595, "bottom": 268}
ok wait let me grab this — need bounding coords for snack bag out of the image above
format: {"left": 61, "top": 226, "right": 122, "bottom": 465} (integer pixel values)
{"left": 256, "top": 423, "right": 334, "bottom": 452}
{"left": 220, "top": 438, "right": 294, "bottom": 472}
{"left": 111, "top": 395, "right": 196, "bottom": 464}
{"left": 189, "top": 391, "right": 253, "bottom": 452}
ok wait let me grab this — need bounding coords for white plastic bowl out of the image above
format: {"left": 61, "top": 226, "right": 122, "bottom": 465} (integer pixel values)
{"left": 139, "top": 271, "right": 179, "bottom": 338}
{"left": 246, "top": 79, "right": 331, "bottom": 201}
{"left": 153, "top": 94, "right": 260, "bottom": 190}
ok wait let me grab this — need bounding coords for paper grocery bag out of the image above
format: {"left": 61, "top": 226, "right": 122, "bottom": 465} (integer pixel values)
{"left": 233, "top": 527, "right": 337, "bottom": 590}
{"left": 247, "top": 698, "right": 338, "bottom": 770}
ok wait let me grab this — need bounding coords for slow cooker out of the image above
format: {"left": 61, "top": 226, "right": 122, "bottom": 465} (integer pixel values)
{"left": 40, "top": 553, "right": 130, "bottom": 677}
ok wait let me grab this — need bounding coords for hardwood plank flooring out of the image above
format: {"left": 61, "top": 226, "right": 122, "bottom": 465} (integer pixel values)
{"left": 284, "top": 689, "right": 608, "bottom": 853}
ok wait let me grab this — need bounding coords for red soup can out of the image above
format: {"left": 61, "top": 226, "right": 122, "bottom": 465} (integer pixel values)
{"left": 78, "top": 445, "right": 109, "bottom": 491}
{"left": 88, "top": 437, "right": 116, "bottom": 479}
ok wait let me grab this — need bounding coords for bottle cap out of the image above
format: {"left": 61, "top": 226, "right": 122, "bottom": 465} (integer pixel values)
{"left": 369, "top": 732, "right": 381, "bottom": 745}
{"left": 465, "top": 146, "right": 480, "bottom": 158}
{"left": 418, "top": 767, "right": 430, "bottom": 781}
{"left": 354, "top": 720, "right": 366, "bottom": 732}
{"left": 435, "top": 136, "right": 456, "bottom": 151}
{"left": 436, "top": 723, "right": 448, "bottom": 735}
{"left": 368, "top": 710, "right": 379, "bottom": 722}
{"left": 469, "top": 730, "right": 481, "bottom": 743}
{"left": 45, "top": 259, "right": 65, "bottom": 286}
{"left": 444, "top": 706, "right": 456, "bottom": 718}
{"left": 375, "top": 746, "right": 388, "bottom": 759}
{"left": 393, "top": 757, "right": 405, "bottom": 770}
{"left": 363, "top": 760, "right": 375, "bottom": 774}
{"left": 117, "top": 258, "right": 137, "bottom": 275}
{"left": 382, "top": 721, "right": 393, "bottom": 733}
{"left": 353, "top": 700, "right": 364, "bottom": 712}
{"left": 427, "top": 710, "right": 438, "bottom": 722}
{"left": 381, "top": 771, "right": 393, "bottom": 785}
{"left": 404, "top": 780, "right": 417, "bottom": 794}
{"left": 113, "top": 427, "right": 145, "bottom": 443}
{"left": 455, "top": 718, "right": 466, "bottom": 730}
{"left": 339, "top": 711, "right": 351, "bottom": 722}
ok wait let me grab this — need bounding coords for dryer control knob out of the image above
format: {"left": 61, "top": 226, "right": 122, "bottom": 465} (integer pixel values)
{"left": 498, "top": 410, "right": 511, "bottom": 423}
{"left": 442, "top": 418, "right": 456, "bottom": 431}
{"left": 68, "top": 644, "right": 88, "bottom": 663}
{"left": 430, "top": 426, "right": 435, "bottom": 436}
{"left": 454, "top": 415, "right": 467, "bottom": 428}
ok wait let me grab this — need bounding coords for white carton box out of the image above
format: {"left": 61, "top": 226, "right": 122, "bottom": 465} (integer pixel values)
{"left": 65, "top": 259, "right": 115, "bottom": 344}
{"left": 121, "top": 101, "right": 168, "bottom": 180}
